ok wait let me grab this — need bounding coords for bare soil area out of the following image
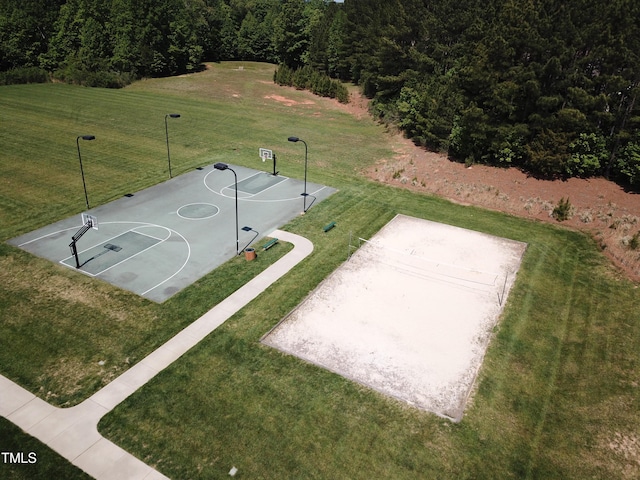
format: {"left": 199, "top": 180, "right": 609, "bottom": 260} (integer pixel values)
{"left": 339, "top": 92, "right": 640, "bottom": 283}
{"left": 367, "top": 138, "right": 640, "bottom": 282}
{"left": 264, "top": 94, "right": 315, "bottom": 107}
{"left": 263, "top": 215, "right": 527, "bottom": 420}
{"left": 268, "top": 86, "right": 639, "bottom": 282}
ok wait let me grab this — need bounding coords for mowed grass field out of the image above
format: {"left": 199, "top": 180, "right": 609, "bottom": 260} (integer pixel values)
{"left": 1, "top": 62, "right": 639, "bottom": 479}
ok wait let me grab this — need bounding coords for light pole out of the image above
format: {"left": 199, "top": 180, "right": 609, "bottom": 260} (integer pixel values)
{"left": 76, "top": 135, "right": 95, "bottom": 210}
{"left": 214, "top": 162, "right": 239, "bottom": 255}
{"left": 288, "top": 136, "right": 309, "bottom": 212}
{"left": 165, "top": 113, "right": 180, "bottom": 178}
{"left": 241, "top": 225, "right": 259, "bottom": 253}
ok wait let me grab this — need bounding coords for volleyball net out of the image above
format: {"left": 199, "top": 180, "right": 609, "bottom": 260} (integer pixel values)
{"left": 354, "top": 237, "right": 502, "bottom": 291}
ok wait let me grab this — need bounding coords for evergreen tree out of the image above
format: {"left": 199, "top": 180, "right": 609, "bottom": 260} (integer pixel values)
{"left": 307, "top": 0, "right": 335, "bottom": 73}
{"left": 199, "top": 0, "right": 237, "bottom": 61}
{"left": 326, "top": 6, "right": 348, "bottom": 79}
{"left": 236, "top": 0, "right": 277, "bottom": 63}
{"left": 273, "top": 0, "right": 308, "bottom": 69}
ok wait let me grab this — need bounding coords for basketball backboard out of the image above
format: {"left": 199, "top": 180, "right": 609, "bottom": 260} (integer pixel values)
{"left": 81, "top": 213, "right": 99, "bottom": 230}
{"left": 259, "top": 148, "right": 273, "bottom": 162}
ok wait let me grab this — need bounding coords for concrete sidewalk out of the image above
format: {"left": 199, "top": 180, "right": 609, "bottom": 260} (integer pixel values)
{"left": 0, "top": 230, "right": 313, "bottom": 480}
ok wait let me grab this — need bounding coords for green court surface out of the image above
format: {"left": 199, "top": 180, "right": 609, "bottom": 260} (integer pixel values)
{"left": 9, "top": 164, "right": 336, "bottom": 302}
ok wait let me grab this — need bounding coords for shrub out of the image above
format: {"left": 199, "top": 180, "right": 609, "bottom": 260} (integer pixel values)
{"left": 616, "top": 141, "right": 640, "bottom": 186}
{"left": 53, "top": 66, "right": 132, "bottom": 88}
{"left": 552, "top": 197, "right": 573, "bottom": 221}
{"left": 0, "top": 67, "right": 50, "bottom": 85}
{"left": 274, "top": 64, "right": 349, "bottom": 104}
{"left": 335, "top": 83, "right": 350, "bottom": 104}
{"left": 566, "top": 133, "right": 607, "bottom": 177}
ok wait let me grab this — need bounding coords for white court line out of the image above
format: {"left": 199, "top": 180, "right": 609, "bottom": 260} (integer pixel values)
{"left": 18, "top": 224, "right": 82, "bottom": 247}
{"left": 230, "top": 185, "right": 327, "bottom": 203}
{"left": 140, "top": 228, "right": 191, "bottom": 296}
{"left": 219, "top": 172, "right": 290, "bottom": 199}
{"left": 36, "top": 221, "right": 191, "bottom": 296}
{"left": 204, "top": 169, "right": 327, "bottom": 203}
{"left": 203, "top": 170, "right": 257, "bottom": 196}
{"left": 176, "top": 202, "right": 220, "bottom": 221}
{"left": 131, "top": 226, "right": 171, "bottom": 242}
{"left": 60, "top": 225, "right": 172, "bottom": 276}
{"left": 95, "top": 222, "right": 192, "bottom": 296}
{"left": 86, "top": 228, "right": 173, "bottom": 277}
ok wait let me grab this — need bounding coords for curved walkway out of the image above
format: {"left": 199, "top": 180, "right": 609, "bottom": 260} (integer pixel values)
{"left": 0, "top": 230, "right": 313, "bottom": 480}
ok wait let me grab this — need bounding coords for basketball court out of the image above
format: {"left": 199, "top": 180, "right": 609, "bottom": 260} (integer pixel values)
{"left": 9, "top": 162, "right": 336, "bottom": 302}
{"left": 262, "top": 215, "right": 527, "bottom": 421}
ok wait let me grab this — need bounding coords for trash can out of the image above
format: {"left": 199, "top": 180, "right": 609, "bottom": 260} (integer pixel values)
{"left": 244, "top": 247, "right": 256, "bottom": 261}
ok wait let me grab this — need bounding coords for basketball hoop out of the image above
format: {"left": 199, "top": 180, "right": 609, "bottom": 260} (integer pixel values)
{"left": 259, "top": 148, "right": 273, "bottom": 162}
{"left": 259, "top": 148, "right": 278, "bottom": 175}
{"left": 81, "top": 213, "right": 99, "bottom": 230}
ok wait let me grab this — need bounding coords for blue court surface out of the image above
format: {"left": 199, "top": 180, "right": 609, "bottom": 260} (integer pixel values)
{"left": 9, "top": 164, "right": 336, "bottom": 302}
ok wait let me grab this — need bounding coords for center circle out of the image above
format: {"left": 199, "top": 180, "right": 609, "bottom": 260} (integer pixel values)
{"left": 177, "top": 203, "right": 219, "bottom": 220}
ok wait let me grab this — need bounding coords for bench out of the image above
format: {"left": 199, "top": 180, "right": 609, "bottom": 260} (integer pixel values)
{"left": 323, "top": 221, "right": 336, "bottom": 232}
{"left": 262, "top": 238, "right": 279, "bottom": 250}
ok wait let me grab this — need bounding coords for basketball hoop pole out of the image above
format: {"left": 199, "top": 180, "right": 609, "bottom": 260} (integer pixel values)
{"left": 260, "top": 148, "right": 278, "bottom": 176}
{"left": 69, "top": 217, "right": 94, "bottom": 268}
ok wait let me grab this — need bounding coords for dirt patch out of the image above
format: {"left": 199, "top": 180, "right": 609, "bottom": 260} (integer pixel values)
{"left": 605, "top": 432, "right": 640, "bottom": 479}
{"left": 339, "top": 89, "right": 370, "bottom": 119}
{"left": 264, "top": 94, "right": 315, "bottom": 107}
{"left": 366, "top": 140, "right": 640, "bottom": 282}
{"left": 336, "top": 92, "right": 640, "bottom": 282}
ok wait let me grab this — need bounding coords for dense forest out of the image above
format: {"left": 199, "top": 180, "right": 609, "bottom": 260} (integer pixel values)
{"left": 1, "top": 0, "right": 639, "bottom": 184}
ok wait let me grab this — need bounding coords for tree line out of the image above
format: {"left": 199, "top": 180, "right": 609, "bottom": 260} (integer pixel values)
{"left": 0, "top": 0, "right": 332, "bottom": 85}
{"left": 1, "top": 0, "right": 639, "bottom": 185}
{"left": 335, "top": 0, "right": 639, "bottom": 185}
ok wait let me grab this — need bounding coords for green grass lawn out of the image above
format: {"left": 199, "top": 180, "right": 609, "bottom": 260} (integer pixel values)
{"left": 1, "top": 62, "right": 639, "bottom": 479}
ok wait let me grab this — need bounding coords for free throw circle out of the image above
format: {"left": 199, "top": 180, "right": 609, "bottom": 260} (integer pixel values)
{"left": 177, "top": 203, "right": 220, "bottom": 220}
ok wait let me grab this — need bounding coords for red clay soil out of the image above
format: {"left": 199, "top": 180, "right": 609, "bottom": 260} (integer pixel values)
{"left": 342, "top": 92, "right": 640, "bottom": 283}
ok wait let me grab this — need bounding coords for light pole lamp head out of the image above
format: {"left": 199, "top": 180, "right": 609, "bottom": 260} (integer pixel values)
{"left": 288, "top": 136, "right": 300, "bottom": 143}
{"left": 167, "top": 113, "right": 181, "bottom": 118}
{"left": 80, "top": 135, "right": 95, "bottom": 141}
{"left": 214, "top": 162, "right": 229, "bottom": 171}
